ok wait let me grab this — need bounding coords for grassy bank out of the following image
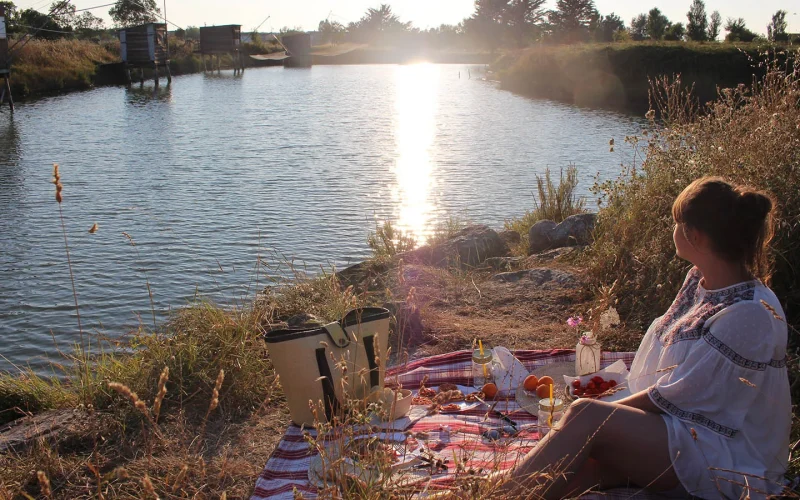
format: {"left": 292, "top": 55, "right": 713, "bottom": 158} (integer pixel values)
{"left": 5, "top": 37, "right": 488, "bottom": 98}
{"left": 9, "top": 39, "right": 119, "bottom": 96}
{"left": 498, "top": 41, "right": 788, "bottom": 111}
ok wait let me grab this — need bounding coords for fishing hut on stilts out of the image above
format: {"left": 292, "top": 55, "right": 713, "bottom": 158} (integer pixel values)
{"left": 281, "top": 33, "right": 312, "bottom": 67}
{"left": 199, "top": 25, "right": 244, "bottom": 74}
{"left": 119, "top": 23, "right": 172, "bottom": 87}
{"left": 0, "top": 6, "right": 13, "bottom": 111}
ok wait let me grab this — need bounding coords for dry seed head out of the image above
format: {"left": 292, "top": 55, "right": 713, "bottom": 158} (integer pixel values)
{"left": 656, "top": 365, "right": 678, "bottom": 373}
{"left": 760, "top": 300, "right": 784, "bottom": 321}
{"left": 739, "top": 377, "right": 757, "bottom": 388}
{"left": 153, "top": 366, "right": 169, "bottom": 420}
{"left": 114, "top": 467, "right": 129, "bottom": 480}
{"left": 171, "top": 465, "right": 188, "bottom": 492}
{"left": 142, "top": 474, "right": 158, "bottom": 499}
{"left": 37, "top": 470, "right": 52, "bottom": 498}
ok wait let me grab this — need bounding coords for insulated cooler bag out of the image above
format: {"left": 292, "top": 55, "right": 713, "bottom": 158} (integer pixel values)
{"left": 265, "top": 307, "right": 391, "bottom": 427}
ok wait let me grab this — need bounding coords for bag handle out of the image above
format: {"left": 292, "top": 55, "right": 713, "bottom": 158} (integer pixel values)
{"left": 315, "top": 347, "right": 340, "bottom": 422}
{"left": 323, "top": 322, "right": 350, "bottom": 348}
{"left": 362, "top": 334, "right": 380, "bottom": 390}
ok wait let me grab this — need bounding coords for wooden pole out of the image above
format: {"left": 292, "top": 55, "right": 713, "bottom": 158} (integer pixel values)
{"left": 154, "top": 62, "right": 159, "bottom": 87}
{"left": 4, "top": 76, "right": 13, "bottom": 112}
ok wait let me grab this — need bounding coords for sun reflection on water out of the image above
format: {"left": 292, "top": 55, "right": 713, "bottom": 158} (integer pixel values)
{"left": 392, "top": 63, "right": 439, "bottom": 245}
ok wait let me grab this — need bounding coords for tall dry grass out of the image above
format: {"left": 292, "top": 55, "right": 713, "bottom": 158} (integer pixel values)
{"left": 9, "top": 39, "right": 118, "bottom": 95}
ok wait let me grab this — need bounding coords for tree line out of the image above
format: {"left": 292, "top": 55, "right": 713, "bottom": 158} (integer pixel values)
{"left": 0, "top": 0, "right": 794, "bottom": 48}
{"left": 0, "top": 0, "right": 162, "bottom": 40}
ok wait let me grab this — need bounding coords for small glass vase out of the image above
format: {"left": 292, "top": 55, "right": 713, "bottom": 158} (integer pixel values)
{"left": 575, "top": 332, "right": 601, "bottom": 376}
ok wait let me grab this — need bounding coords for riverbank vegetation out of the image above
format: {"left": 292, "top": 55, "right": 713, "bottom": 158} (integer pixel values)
{"left": 497, "top": 41, "right": 782, "bottom": 109}
{"left": 3, "top": 0, "right": 798, "bottom": 100}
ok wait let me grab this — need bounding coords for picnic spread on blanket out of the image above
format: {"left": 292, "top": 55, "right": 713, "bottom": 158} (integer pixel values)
{"left": 252, "top": 347, "right": 653, "bottom": 500}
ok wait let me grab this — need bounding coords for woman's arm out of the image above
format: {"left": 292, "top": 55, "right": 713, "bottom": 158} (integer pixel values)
{"left": 615, "top": 387, "right": 664, "bottom": 414}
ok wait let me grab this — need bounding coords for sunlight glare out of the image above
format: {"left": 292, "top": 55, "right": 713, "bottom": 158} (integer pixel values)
{"left": 391, "top": 63, "right": 439, "bottom": 245}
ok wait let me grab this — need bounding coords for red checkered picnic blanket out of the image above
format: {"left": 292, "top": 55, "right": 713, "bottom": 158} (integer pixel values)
{"left": 252, "top": 349, "right": 662, "bottom": 499}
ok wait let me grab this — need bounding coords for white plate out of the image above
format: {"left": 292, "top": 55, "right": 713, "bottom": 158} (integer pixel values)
{"left": 308, "top": 436, "right": 423, "bottom": 488}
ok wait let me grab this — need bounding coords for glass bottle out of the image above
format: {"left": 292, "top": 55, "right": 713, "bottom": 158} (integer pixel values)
{"left": 537, "top": 398, "right": 565, "bottom": 438}
{"left": 575, "top": 332, "right": 601, "bottom": 376}
{"left": 472, "top": 349, "right": 493, "bottom": 388}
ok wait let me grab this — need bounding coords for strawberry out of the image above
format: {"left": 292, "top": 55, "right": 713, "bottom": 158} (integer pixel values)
{"left": 587, "top": 381, "right": 596, "bottom": 390}
{"left": 572, "top": 380, "right": 581, "bottom": 389}
{"left": 609, "top": 380, "right": 618, "bottom": 388}
{"left": 600, "top": 382, "right": 610, "bottom": 392}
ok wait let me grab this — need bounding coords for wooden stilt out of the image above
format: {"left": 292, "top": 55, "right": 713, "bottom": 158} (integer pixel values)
{"left": 139, "top": 67, "right": 145, "bottom": 87}
{"left": 154, "top": 63, "right": 159, "bottom": 87}
{"left": 3, "top": 76, "right": 13, "bottom": 112}
{"left": 126, "top": 65, "right": 132, "bottom": 87}
{"left": 216, "top": 55, "right": 220, "bottom": 74}
{"left": 166, "top": 62, "right": 172, "bottom": 84}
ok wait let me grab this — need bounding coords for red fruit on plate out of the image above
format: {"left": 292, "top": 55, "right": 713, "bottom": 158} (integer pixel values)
{"left": 587, "top": 382, "right": 596, "bottom": 390}
{"left": 600, "top": 382, "right": 610, "bottom": 392}
{"left": 572, "top": 380, "right": 581, "bottom": 389}
{"left": 609, "top": 380, "right": 618, "bottom": 388}
{"left": 574, "top": 389, "right": 584, "bottom": 396}
{"left": 591, "top": 376, "right": 604, "bottom": 384}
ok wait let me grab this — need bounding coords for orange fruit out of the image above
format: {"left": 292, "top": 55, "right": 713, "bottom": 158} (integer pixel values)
{"left": 523, "top": 375, "right": 539, "bottom": 391}
{"left": 481, "top": 383, "right": 498, "bottom": 399}
{"left": 537, "top": 376, "right": 554, "bottom": 388}
{"left": 536, "top": 384, "right": 551, "bottom": 399}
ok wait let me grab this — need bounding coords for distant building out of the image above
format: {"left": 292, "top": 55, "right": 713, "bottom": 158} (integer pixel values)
{"left": 240, "top": 32, "right": 275, "bottom": 44}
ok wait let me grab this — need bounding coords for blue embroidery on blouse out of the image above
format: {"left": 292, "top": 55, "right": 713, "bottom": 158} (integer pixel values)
{"left": 769, "top": 357, "right": 787, "bottom": 368}
{"left": 656, "top": 275, "right": 757, "bottom": 347}
{"left": 702, "top": 331, "right": 768, "bottom": 370}
{"left": 649, "top": 387, "right": 738, "bottom": 438}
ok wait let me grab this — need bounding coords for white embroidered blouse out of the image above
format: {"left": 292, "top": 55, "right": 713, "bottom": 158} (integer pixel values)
{"left": 628, "top": 267, "right": 790, "bottom": 499}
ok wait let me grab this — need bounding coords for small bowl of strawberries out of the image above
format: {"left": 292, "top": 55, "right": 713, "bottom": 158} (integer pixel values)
{"left": 569, "top": 376, "right": 618, "bottom": 398}
{"left": 563, "top": 360, "right": 629, "bottom": 400}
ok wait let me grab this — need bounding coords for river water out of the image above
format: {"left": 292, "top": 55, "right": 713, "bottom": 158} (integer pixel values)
{"left": 0, "top": 64, "right": 643, "bottom": 372}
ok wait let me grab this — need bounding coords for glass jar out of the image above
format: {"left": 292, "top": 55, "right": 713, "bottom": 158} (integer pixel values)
{"left": 537, "top": 398, "right": 565, "bottom": 438}
{"left": 472, "top": 349, "right": 494, "bottom": 388}
{"left": 575, "top": 332, "right": 602, "bottom": 376}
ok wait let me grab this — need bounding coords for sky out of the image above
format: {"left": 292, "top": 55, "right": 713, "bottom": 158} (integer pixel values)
{"left": 11, "top": 0, "right": 800, "bottom": 35}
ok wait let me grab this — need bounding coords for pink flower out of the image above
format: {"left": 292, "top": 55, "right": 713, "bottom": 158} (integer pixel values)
{"left": 567, "top": 316, "right": 583, "bottom": 328}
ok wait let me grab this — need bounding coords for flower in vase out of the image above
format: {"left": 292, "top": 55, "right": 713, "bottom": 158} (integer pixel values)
{"left": 567, "top": 316, "right": 583, "bottom": 328}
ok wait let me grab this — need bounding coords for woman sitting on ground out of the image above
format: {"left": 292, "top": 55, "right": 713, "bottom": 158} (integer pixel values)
{"left": 503, "top": 177, "right": 790, "bottom": 499}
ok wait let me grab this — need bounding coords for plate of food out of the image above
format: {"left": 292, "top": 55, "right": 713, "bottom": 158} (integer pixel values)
{"left": 414, "top": 378, "right": 483, "bottom": 414}
{"left": 308, "top": 435, "right": 423, "bottom": 488}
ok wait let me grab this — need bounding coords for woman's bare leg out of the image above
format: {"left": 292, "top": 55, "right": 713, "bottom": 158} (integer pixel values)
{"left": 501, "top": 398, "right": 680, "bottom": 499}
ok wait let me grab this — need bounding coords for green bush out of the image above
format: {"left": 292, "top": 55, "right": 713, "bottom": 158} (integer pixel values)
{"left": 499, "top": 42, "right": 781, "bottom": 110}
{"left": 504, "top": 165, "right": 586, "bottom": 255}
